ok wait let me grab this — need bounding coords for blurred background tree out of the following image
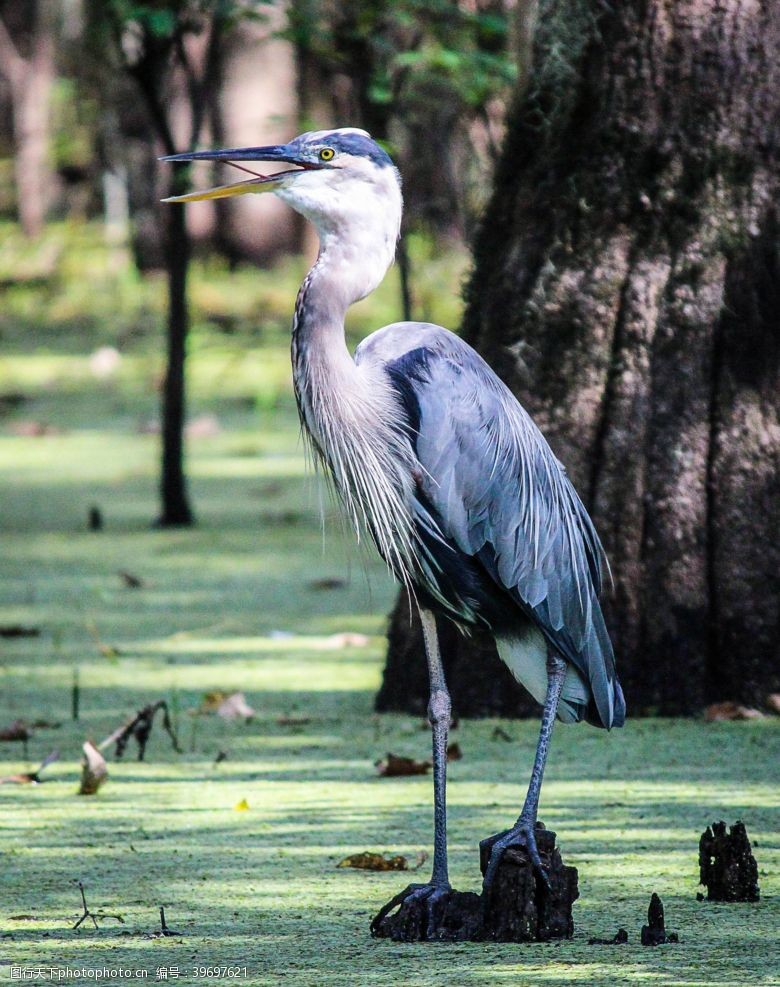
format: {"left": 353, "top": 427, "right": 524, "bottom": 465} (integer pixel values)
{"left": 0, "top": 0, "right": 57, "bottom": 237}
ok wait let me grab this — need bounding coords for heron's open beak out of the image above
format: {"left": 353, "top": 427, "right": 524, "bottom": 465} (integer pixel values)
{"left": 159, "top": 144, "right": 317, "bottom": 203}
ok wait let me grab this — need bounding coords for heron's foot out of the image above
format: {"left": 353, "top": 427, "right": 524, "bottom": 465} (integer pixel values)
{"left": 481, "top": 818, "right": 551, "bottom": 895}
{"left": 370, "top": 881, "right": 453, "bottom": 940}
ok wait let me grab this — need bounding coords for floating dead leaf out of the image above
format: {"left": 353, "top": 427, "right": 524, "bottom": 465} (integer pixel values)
{"left": 446, "top": 742, "right": 463, "bottom": 761}
{"left": 308, "top": 577, "right": 347, "bottom": 591}
{"left": 766, "top": 693, "right": 780, "bottom": 715}
{"left": 376, "top": 753, "right": 431, "bottom": 777}
{"left": 118, "top": 570, "right": 145, "bottom": 589}
{"left": 0, "top": 625, "right": 40, "bottom": 638}
{"left": 277, "top": 714, "right": 311, "bottom": 727}
{"left": 704, "top": 702, "right": 764, "bottom": 722}
{"left": 79, "top": 741, "right": 108, "bottom": 795}
{"left": 216, "top": 692, "right": 255, "bottom": 721}
{"left": 0, "top": 773, "right": 36, "bottom": 785}
{"left": 234, "top": 798, "right": 249, "bottom": 811}
{"left": 337, "top": 852, "right": 408, "bottom": 871}
{"left": 0, "top": 720, "right": 31, "bottom": 742}
{"left": 0, "top": 750, "right": 59, "bottom": 785}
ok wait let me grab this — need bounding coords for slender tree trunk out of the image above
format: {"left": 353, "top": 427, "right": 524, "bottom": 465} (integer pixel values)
{"left": 378, "top": 0, "right": 780, "bottom": 717}
{"left": 158, "top": 164, "right": 194, "bottom": 527}
{"left": 0, "top": 0, "right": 56, "bottom": 237}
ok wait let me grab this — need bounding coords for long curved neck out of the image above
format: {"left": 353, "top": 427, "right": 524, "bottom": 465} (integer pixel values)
{"left": 291, "top": 226, "right": 395, "bottom": 407}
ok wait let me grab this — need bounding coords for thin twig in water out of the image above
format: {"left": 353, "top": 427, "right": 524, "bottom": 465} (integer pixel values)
{"left": 159, "top": 906, "right": 183, "bottom": 937}
{"left": 72, "top": 881, "right": 124, "bottom": 930}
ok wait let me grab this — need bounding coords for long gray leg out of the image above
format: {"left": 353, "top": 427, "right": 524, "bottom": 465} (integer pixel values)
{"left": 419, "top": 607, "right": 451, "bottom": 889}
{"left": 370, "top": 608, "right": 452, "bottom": 936}
{"left": 517, "top": 650, "right": 566, "bottom": 827}
{"left": 482, "top": 650, "right": 566, "bottom": 890}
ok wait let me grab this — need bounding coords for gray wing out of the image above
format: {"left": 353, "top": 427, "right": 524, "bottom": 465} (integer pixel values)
{"left": 376, "top": 327, "right": 624, "bottom": 729}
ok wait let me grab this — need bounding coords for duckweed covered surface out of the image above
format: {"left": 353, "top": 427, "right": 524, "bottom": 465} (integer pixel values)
{"left": 1, "top": 229, "right": 778, "bottom": 985}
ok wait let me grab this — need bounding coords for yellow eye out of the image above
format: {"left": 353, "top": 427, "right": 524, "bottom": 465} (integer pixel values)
{"left": 319, "top": 147, "right": 335, "bottom": 161}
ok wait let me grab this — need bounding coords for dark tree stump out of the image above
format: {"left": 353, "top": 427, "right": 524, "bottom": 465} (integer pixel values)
{"left": 640, "top": 893, "right": 678, "bottom": 946}
{"left": 479, "top": 825, "right": 579, "bottom": 942}
{"left": 699, "top": 820, "right": 760, "bottom": 902}
{"left": 370, "top": 888, "right": 483, "bottom": 942}
{"left": 371, "top": 824, "right": 578, "bottom": 943}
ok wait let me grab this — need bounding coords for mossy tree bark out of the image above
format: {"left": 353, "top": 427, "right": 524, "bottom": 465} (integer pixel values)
{"left": 378, "top": 0, "right": 780, "bottom": 717}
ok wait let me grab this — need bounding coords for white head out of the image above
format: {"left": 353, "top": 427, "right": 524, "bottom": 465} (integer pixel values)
{"left": 162, "top": 128, "right": 403, "bottom": 303}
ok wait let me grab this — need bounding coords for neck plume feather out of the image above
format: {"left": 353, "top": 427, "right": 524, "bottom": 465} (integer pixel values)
{"left": 290, "top": 245, "right": 421, "bottom": 588}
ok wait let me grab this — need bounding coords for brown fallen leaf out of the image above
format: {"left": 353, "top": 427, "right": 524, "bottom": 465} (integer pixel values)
{"left": 337, "top": 852, "right": 409, "bottom": 871}
{"left": 446, "top": 742, "right": 463, "bottom": 761}
{"left": 376, "top": 753, "right": 431, "bottom": 777}
{"left": 79, "top": 741, "right": 108, "bottom": 795}
{"left": 308, "top": 577, "right": 347, "bottom": 591}
{"left": 216, "top": 692, "right": 255, "bottom": 721}
{"left": 0, "top": 720, "right": 31, "bottom": 742}
{"left": 766, "top": 693, "right": 780, "bottom": 715}
{"left": 118, "top": 570, "right": 145, "bottom": 589}
{"left": 0, "top": 625, "right": 40, "bottom": 638}
{"left": 277, "top": 714, "right": 311, "bottom": 727}
{"left": 0, "top": 750, "right": 59, "bottom": 785}
{"left": 704, "top": 702, "right": 764, "bottom": 722}
{"left": 336, "top": 850, "right": 429, "bottom": 871}
{"left": 9, "top": 915, "right": 38, "bottom": 921}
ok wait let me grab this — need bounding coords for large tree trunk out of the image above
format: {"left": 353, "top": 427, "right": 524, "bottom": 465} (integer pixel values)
{"left": 378, "top": 0, "right": 780, "bottom": 717}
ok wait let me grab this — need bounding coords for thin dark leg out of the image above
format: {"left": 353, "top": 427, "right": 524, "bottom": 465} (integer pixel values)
{"left": 482, "top": 651, "right": 566, "bottom": 891}
{"left": 420, "top": 607, "right": 451, "bottom": 889}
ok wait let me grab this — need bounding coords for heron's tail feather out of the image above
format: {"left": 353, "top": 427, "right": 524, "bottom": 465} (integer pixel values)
{"left": 496, "top": 630, "right": 589, "bottom": 724}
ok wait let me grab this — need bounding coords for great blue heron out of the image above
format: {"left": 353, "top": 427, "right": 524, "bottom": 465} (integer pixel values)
{"left": 163, "top": 128, "right": 626, "bottom": 928}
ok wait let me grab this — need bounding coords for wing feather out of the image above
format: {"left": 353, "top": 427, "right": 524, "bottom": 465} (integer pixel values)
{"left": 378, "top": 328, "right": 624, "bottom": 729}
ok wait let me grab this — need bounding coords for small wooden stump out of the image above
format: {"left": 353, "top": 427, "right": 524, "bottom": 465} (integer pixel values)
{"left": 640, "top": 893, "right": 678, "bottom": 946}
{"left": 478, "top": 825, "right": 579, "bottom": 941}
{"left": 371, "top": 823, "right": 579, "bottom": 942}
{"left": 699, "top": 820, "right": 760, "bottom": 902}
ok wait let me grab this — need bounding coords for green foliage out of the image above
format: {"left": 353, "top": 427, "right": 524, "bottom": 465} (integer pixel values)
{"left": 285, "top": 0, "right": 516, "bottom": 131}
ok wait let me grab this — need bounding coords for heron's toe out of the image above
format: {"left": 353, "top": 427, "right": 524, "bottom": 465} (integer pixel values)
{"left": 370, "top": 881, "right": 452, "bottom": 939}
{"left": 481, "top": 819, "right": 550, "bottom": 893}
